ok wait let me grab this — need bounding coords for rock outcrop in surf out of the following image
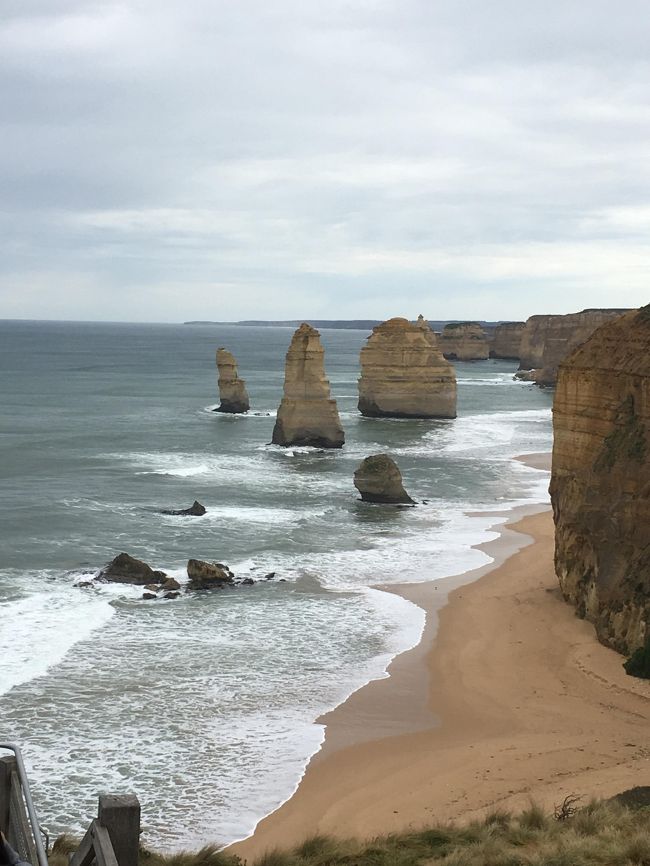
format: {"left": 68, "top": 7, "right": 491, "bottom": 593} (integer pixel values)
{"left": 550, "top": 305, "right": 650, "bottom": 659}
{"left": 98, "top": 553, "right": 166, "bottom": 585}
{"left": 272, "top": 323, "right": 345, "bottom": 448}
{"left": 358, "top": 316, "right": 457, "bottom": 418}
{"left": 353, "top": 454, "right": 415, "bottom": 504}
{"left": 215, "top": 348, "right": 250, "bottom": 413}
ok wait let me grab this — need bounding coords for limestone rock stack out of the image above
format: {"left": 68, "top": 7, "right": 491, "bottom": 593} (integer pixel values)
{"left": 518, "top": 309, "right": 629, "bottom": 386}
{"left": 440, "top": 323, "right": 489, "bottom": 361}
{"left": 353, "top": 454, "right": 415, "bottom": 504}
{"left": 272, "top": 323, "right": 345, "bottom": 448}
{"left": 216, "top": 348, "right": 250, "bottom": 413}
{"left": 490, "top": 322, "right": 525, "bottom": 359}
{"left": 550, "top": 306, "right": 650, "bottom": 657}
{"left": 358, "top": 316, "right": 456, "bottom": 418}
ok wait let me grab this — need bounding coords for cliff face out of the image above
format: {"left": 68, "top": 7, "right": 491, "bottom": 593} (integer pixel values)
{"left": 216, "top": 348, "right": 250, "bottom": 413}
{"left": 519, "top": 309, "right": 629, "bottom": 385}
{"left": 440, "top": 323, "right": 489, "bottom": 361}
{"left": 358, "top": 316, "right": 457, "bottom": 418}
{"left": 272, "top": 323, "right": 345, "bottom": 448}
{"left": 490, "top": 322, "right": 525, "bottom": 360}
{"left": 550, "top": 306, "right": 650, "bottom": 656}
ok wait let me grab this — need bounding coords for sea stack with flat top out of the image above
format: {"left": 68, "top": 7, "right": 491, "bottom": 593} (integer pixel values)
{"left": 272, "top": 323, "right": 345, "bottom": 448}
{"left": 358, "top": 316, "right": 456, "bottom": 418}
{"left": 215, "top": 348, "right": 250, "bottom": 413}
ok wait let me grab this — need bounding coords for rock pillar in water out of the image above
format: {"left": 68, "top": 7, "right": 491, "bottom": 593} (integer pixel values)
{"left": 353, "top": 454, "right": 415, "bottom": 504}
{"left": 440, "top": 322, "right": 490, "bottom": 361}
{"left": 272, "top": 323, "right": 345, "bottom": 448}
{"left": 358, "top": 316, "right": 457, "bottom": 418}
{"left": 216, "top": 348, "right": 250, "bottom": 413}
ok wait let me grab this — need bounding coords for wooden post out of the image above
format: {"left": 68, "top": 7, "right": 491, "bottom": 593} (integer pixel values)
{"left": 0, "top": 756, "right": 16, "bottom": 835}
{"left": 97, "top": 795, "right": 140, "bottom": 866}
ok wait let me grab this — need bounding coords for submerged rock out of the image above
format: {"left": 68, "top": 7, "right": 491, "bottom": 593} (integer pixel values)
{"left": 187, "top": 559, "right": 235, "bottom": 590}
{"left": 162, "top": 500, "right": 207, "bottom": 517}
{"left": 358, "top": 316, "right": 457, "bottom": 419}
{"left": 353, "top": 454, "right": 415, "bottom": 504}
{"left": 272, "top": 323, "right": 345, "bottom": 448}
{"left": 98, "top": 553, "right": 166, "bottom": 585}
{"left": 215, "top": 348, "right": 250, "bottom": 413}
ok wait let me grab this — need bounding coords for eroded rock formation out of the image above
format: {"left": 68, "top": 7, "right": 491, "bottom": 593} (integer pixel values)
{"left": 358, "top": 316, "right": 456, "bottom": 418}
{"left": 187, "top": 559, "right": 235, "bottom": 590}
{"left": 353, "top": 454, "right": 415, "bottom": 504}
{"left": 519, "top": 309, "right": 629, "bottom": 386}
{"left": 98, "top": 553, "right": 166, "bottom": 585}
{"left": 162, "top": 500, "right": 207, "bottom": 516}
{"left": 440, "top": 323, "right": 489, "bottom": 361}
{"left": 490, "top": 322, "right": 525, "bottom": 360}
{"left": 550, "top": 306, "right": 650, "bottom": 657}
{"left": 272, "top": 323, "right": 345, "bottom": 448}
{"left": 215, "top": 348, "right": 250, "bottom": 413}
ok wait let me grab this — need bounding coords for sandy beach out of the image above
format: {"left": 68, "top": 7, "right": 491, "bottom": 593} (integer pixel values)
{"left": 231, "top": 455, "right": 650, "bottom": 860}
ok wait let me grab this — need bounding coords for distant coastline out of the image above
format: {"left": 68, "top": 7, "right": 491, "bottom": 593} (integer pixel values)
{"left": 183, "top": 319, "right": 506, "bottom": 330}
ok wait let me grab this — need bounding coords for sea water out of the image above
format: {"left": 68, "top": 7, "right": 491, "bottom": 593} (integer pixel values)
{"left": 0, "top": 320, "right": 553, "bottom": 849}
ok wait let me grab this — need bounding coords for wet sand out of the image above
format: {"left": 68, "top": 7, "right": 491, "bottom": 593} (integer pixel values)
{"left": 231, "top": 456, "right": 650, "bottom": 859}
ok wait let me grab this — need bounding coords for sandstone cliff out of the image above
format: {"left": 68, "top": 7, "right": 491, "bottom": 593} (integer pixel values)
{"left": 490, "top": 322, "right": 525, "bottom": 360}
{"left": 216, "top": 348, "right": 250, "bottom": 413}
{"left": 353, "top": 454, "right": 415, "bottom": 504}
{"left": 358, "top": 316, "right": 456, "bottom": 418}
{"left": 440, "top": 323, "right": 489, "bottom": 361}
{"left": 550, "top": 306, "right": 650, "bottom": 658}
{"left": 518, "top": 309, "right": 629, "bottom": 386}
{"left": 272, "top": 323, "right": 345, "bottom": 448}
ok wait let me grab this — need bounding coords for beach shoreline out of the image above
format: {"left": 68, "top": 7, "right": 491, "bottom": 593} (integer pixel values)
{"left": 230, "top": 452, "right": 650, "bottom": 859}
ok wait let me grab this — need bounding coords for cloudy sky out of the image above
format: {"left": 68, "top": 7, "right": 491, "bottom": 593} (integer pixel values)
{"left": 1, "top": 1, "right": 648, "bottom": 322}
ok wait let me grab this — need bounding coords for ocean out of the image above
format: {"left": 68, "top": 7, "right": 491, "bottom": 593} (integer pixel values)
{"left": 0, "top": 320, "right": 553, "bottom": 850}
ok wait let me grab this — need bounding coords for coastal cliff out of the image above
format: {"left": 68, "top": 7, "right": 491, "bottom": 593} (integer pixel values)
{"left": 272, "top": 323, "right": 345, "bottom": 448}
{"left": 358, "top": 316, "right": 456, "bottom": 418}
{"left": 519, "top": 309, "right": 629, "bottom": 385}
{"left": 216, "top": 348, "right": 250, "bottom": 413}
{"left": 550, "top": 306, "right": 650, "bottom": 656}
{"left": 440, "top": 322, "right": 489, "bottom": 361}
{"left": 490, "top": 322, "right": 525, "bottom": 359}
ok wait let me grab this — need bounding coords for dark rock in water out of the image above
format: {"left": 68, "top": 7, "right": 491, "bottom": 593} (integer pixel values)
{"left": 162, "top": 500, "right": 207, "bottom": 517}
{"left": 98, "top": 553, "right": 165, "bottom": 585}
{"left": 353, "top": 454, "right": 415, "bottom": 505}
{"left": 144, "top": 583, "right": 161, "bottom": 592}
{"left": 142, "top": 592, "right": 157, "bottom": 600}
{"left": 163, "top": 591, "right": 181, "bottom": 600}
{"left": 264, "top": 572, "right": 276, "bottom": 580}
{"left": 187, "top": 559, "right": 234, "bottom": 590}
{"left": 160, "top": 577, "right": 181, "bottom": 591}
{"left": 241, "top": 577, "right": 255, "bottom": 585}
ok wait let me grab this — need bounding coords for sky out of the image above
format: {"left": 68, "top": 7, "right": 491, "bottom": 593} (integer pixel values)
{"left": 1, "top": 0, "right": 649, "bottom": 323}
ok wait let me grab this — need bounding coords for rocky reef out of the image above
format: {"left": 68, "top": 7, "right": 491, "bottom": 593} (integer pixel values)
{"left": 490, "top": 322, "right": 525, "bottom": 359}
{"left": 519, "top": 309, "right": 629, "bottom": 386}
{"left": 272, "top": 323, "right": 345, "bottom": 448}
{"left": 97, "top": 553, "right": 167, "bottom": 585}
{"left": 215, "top": 348, "right": 250, "bottom": 413}
{"left": 358, "top": 316, "right": 457, "bottom": 418}
{"left": 353, "top": 454, "right": 415, "bottom": 504}
{"left": 440, "top": 322, "right": 489, "bottom": 361}
{"left": 550, "top": 306, "right": 650, "bottom": 657}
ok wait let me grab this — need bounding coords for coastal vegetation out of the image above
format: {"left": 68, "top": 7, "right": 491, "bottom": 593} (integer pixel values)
{"left": 48, "top": 798, "right": 650, "bottom": 866}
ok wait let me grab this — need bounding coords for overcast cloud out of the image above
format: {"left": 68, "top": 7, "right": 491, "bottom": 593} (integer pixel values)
{"left": 1, "top": 0, "right": 649, "bottom": 322}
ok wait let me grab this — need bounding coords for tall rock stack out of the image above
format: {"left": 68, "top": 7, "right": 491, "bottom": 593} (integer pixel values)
{"left": 440, "top": 323, "right": 489, "bottom": 361}
{"left": 358, "top": 316, "right": 456, "bottom": 418}
{"left": 215, "top": 348, "right": 250, "bottom": 413}
{"left": 272, "top": 323, "right": 345, "bottom": 448}
{"left": 550, "top": 306, "right": 650, "bottom": 658}
{"left": 518, "top": 309, "right": 629, "bottom": 386}
{"left": 490, "top": 322, "right": 525, "bottom": 360}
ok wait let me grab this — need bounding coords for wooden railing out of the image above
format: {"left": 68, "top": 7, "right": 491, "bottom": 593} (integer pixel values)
{"left": 0, "top": 744, "right": 49, "bottom": 866}
{"left": 70, "top": 795, "right": 141, "bottom": 866}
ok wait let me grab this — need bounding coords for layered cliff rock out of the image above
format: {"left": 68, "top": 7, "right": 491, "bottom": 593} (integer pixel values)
{"left": 519, "top": 309, "right": 629, "bottom": 386}
{"left": 272, "top": 323, "right": 345, "bottom": 448}
{"left": 216, "top": 348, "right": 250, "bottom": 413}
{"left": 353, "top": 454, "right": 415, "bottom": 504}
{"left": 440, "top": 323, "right": 489, "bottom": 361}
{"left": 550, "top": 306, "right": 650, "bottom": 657}
{"left": 490, "top": 322, "right": 525, "bottom": 359}
{"left": 358, "top": 316, "right": 456, "bottom": 418}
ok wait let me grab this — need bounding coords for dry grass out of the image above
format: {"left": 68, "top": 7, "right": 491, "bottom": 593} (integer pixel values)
{"left": 49, "top": 799, "right": 650, "bottom": 866}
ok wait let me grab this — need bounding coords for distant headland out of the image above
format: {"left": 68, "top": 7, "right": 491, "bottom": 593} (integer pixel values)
{"left": 183, "top": 318, "right": 504, "bottom": 330}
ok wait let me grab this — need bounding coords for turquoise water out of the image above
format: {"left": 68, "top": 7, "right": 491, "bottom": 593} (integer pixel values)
{"left": 0, "top": 320, "right": 553, "bottom": 848}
